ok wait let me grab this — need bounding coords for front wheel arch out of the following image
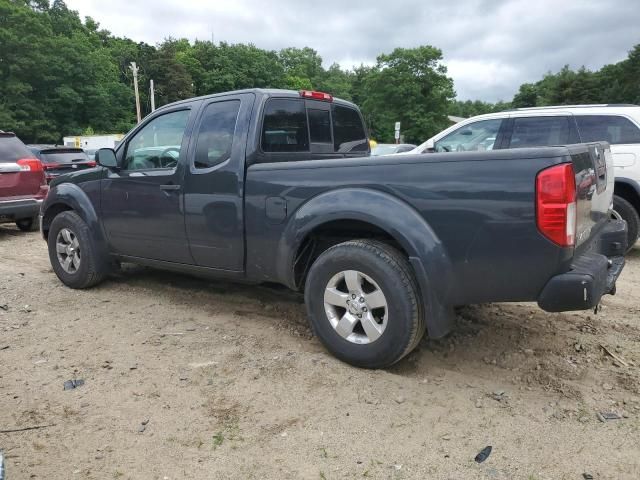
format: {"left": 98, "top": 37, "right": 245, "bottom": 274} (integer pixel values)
{"left": 47, "top": 211, "right": 108, "bottom": 288}
{"left": 41, "top": 203, "right": 73, "bottom": 240}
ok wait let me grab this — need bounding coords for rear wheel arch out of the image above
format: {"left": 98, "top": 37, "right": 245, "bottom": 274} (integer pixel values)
{"left": 613, "top": 180, "right": 640, "bottom": 247}
{"left": 292, "top": 218, "right": 412, "bottom": 290}
{"left": 282, "top": 188, "right": 456, "bottom": 339}
{"left": 614, "top": 180, "right": 640, "bottom": 215}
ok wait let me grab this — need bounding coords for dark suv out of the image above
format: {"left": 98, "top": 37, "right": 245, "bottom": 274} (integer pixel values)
{"left": 28, "top": 145, "right": 96, "bottom": 183}
{"left": 0, "top": 132, "right": 48, "bottom": 231}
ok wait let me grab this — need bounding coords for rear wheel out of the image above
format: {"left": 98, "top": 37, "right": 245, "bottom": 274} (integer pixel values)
{"left": 16, "top": 216, "right": 38, "bottom": 232}
{"left": 304, "top": 239, "right": 425, "bottom": 368}
{"left": 612, "top": 195, "right": 639, "bottom": 252}
{"left": 47, "top": 211, "right": 108, "bottom": 289}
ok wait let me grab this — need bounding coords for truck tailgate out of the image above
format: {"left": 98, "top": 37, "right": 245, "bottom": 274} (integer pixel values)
{"left": 571, "top": 142, "right": 613, "bottom": 248}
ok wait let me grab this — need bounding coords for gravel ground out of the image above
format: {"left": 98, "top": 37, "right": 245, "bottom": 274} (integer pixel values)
{"left": 1, "top": 225, "right": 639, "bottom": 480}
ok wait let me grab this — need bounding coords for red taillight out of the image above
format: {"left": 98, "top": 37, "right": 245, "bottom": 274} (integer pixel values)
{"left": 87, "top": 161, "right": 96, "bottom": 167}
{"left": 43, "top": 162, "right": 61, "bottom": 170}
{"left": 536, "top": 163, "right": 577, "bottom": 247}
{"left": 300, "top": 90, "right": 333, "bottom": 102}
{"left": 16, "top": 158, "right": 43, "bottom": 172}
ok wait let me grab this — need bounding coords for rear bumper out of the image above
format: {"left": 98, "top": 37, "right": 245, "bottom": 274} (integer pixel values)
{"left": 0, "top": 198, "right": 42, "bottom": 223}
{"left": 537, "top": 219, "right": 627, "bottom": 312}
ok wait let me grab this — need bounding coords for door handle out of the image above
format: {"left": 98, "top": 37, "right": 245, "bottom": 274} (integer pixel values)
{"left": 159, "top": 184, "right": 181, "bottom": 191}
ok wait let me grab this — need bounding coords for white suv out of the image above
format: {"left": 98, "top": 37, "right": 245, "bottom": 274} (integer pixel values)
{"left": 410, "top": 105, "right": 640, "bottom": 250}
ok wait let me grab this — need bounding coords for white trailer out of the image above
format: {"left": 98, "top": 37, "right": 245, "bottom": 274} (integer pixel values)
{"left": 62, "top": 134, "right": 124, "bottom": 150}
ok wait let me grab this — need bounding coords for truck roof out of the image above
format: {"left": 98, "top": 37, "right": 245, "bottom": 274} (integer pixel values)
{"left": 158, "top": 88, "right": 359, "bottom": 111}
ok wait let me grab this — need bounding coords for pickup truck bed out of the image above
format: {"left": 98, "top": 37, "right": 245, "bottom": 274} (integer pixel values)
{"left": 39, "top": 89, "right": 627, "bottom": 368}
{"left": 245, "top": 143, "right": 626, "bottom": 336}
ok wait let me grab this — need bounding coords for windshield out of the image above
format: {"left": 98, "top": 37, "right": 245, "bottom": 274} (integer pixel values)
{"left": 39, "top": 150, "right": 90, "bottom": 164}
{"left": 371, "top": 145, "right": 399, "bottom": 156}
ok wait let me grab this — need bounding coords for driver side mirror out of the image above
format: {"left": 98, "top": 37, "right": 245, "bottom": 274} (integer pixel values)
{"left": 95, "top": 148, "right": 118, "bottom": 169}
{"left": 423, "top": 138, "right": 435, "bottom": 153}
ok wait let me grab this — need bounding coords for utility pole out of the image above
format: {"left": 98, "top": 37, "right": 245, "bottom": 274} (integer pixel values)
{"left": 150, "top": 79, "right": 156, "bottom": 112}
{"left": 129, "top": 62, "right": 141, "bottom": 123}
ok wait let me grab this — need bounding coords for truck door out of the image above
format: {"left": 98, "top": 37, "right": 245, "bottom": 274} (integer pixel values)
{"left": 183, "top": 93, "right": 255, "bottom": 271}
{"left": 101, "top": 107, "right": 194, "bottom": 263}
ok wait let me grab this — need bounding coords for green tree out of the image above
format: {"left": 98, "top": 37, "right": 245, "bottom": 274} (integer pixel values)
{"left": 360, "top": 46, "right": 455, "bottom": 143}
{"left": 147, "top": 40, "right": 195, "bottom": 107}
{"left": 512, "top": 83, "right": 539, "bottom": 108}
{"left": 279, "top": 46, "right": 323, "bottom": 88}
{"left": 316, "top": 63, "right": 353, "bottom": 99}
{"left": 449, "top": 99, "right": 511, "bottom": 118}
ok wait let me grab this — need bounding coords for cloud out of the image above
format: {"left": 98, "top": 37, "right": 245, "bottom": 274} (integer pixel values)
{"left": 65, "top": 0, "right": 639, "bottom": 101}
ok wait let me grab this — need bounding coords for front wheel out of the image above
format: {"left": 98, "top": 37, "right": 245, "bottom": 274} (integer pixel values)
{"left": 47, "top": 211, "right": 108, "bottom": 289}
{"left": 304, "top": 240, "right": 425, "bottom": 368}
{"left": 612, "top": 195, "right": 639, "bottom": 253}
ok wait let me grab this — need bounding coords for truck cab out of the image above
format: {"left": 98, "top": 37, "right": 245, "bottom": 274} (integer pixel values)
{"left": 47, "top": 90, "right": 369, "bottom": 270}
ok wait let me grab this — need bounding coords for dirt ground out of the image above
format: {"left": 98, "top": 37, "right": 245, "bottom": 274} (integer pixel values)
{"left": 1, "top": 225, "right": 639, "bottom": 480}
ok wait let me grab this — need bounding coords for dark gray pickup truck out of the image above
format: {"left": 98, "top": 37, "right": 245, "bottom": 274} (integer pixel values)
{"left": 40, "top": 89, "right": 627, "bottom": 368}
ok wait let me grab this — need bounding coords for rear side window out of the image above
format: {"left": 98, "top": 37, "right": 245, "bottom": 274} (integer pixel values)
{"left": 308, "top": 109, "right": 332, "bottom": 144}
{"left": 262, "top": 99, "right": 309, "bottom": 152}
{"left": 575, "top": 115, "right": 640, "bottom": 145}
{"left": 0, "top": 134, "right": 33, "bottom": 163}
{"left": 332, "top": 105, "right": 368, "bottom": 153}
{"left": 194, "top": 100, "right": 241, "bottom": 169}
{"left": 509, "top": 116, "right": 570, "bottom": 148}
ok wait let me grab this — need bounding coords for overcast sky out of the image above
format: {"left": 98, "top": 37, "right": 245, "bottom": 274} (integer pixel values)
{"left": 66, "top": 0, "right": 639, "bottom": 102}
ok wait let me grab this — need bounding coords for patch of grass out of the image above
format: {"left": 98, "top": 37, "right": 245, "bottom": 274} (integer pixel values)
{"left": 576, "top": 404, "right": 591, "bottom": 421}
{"left": 213, "top": 417, "right": 243, "bottom": 450}
{"left": 319, "top": 472, "right": 327, "bottom": 480}
{"left": 113, "top": 471, "right": 124, "bottom": 479}
{"left": 212, "top": 432, "right": 225, "bottom": 449}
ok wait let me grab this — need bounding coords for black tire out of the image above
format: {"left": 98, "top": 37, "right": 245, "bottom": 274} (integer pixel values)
{"left": 47, "top": 211, "right": 108, "bottom": 289}
{"left": 612, "top": 195, "right": 639, "bottom": 253}
{"left": 16, "top": 216, "right": 38, "bottom": 232}
{"left": 304, "top": 239, "right": 425, "bottom": 368}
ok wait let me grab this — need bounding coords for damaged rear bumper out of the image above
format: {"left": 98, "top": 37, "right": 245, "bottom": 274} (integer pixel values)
{"left": 537, "top": 219, "right": 627, "bottom": 312}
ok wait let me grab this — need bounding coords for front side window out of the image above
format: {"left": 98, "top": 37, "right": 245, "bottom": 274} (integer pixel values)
{"left": 509, "top": 116, "right": 569, "bottom": 148}
{"left": 435, "top": 119, "right": 502, "bottom": 152}
{"left": 123, "top": 110, "right": 190, "bottom": 171}
{"left": 332, "top": 105, "right": 368, "bottom": 153}
{"left": 194, "top": 100, "right": 240, "bottom": 169}
{"left": 576, "top": 115, "right": 640, "bottom": 145}
{"left": 262, "top": 99, "right": 309, "bottom": 152}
